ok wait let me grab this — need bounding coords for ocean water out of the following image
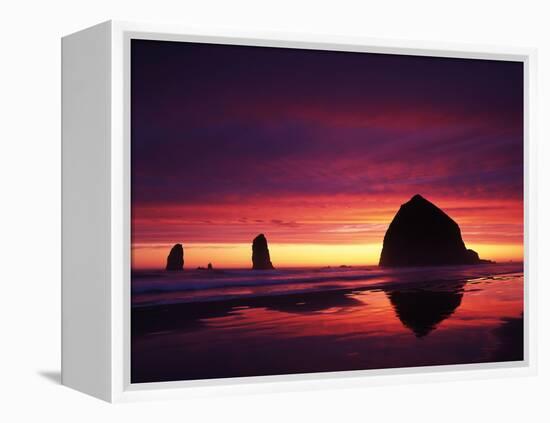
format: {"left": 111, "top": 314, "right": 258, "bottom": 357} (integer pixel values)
{"left": 131, "top": 263, "right": 524, "bottom": 383}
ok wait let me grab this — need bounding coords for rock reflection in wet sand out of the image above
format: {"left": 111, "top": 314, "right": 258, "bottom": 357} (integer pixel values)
{"left": 131, "top": 273, "right": 523, "bottom": 383}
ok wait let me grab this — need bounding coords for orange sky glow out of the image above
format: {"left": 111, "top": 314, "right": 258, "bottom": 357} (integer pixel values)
{"left": 132, "top": 194, "right": 523, "bottom": 269}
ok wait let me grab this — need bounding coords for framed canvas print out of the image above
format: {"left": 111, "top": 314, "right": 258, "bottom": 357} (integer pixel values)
{"left": 61, "top": 21, "right": 537, "bottom": 402}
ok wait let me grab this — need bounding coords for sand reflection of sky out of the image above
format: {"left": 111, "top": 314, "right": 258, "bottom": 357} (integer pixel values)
{"left": 131, "top": 273, "right": 523, "bottom": 383}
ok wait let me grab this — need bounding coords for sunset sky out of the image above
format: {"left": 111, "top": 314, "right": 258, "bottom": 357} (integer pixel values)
{"left": 131, "top": 39, "right": 523, "bottom": 269}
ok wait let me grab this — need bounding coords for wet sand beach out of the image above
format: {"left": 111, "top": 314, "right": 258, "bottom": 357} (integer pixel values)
{"left": 131, "top": 263, "right": 523, "bottom": 383}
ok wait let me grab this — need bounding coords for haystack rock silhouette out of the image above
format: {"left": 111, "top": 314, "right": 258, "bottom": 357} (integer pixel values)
{"left": 252, "top": 234, "right": 274, "bottom": 270}
{"left": 166, "top": 244, "right": 184, "bottom": 271}
{"left": 379, "top": 194, "right": 487, "bottom": 267}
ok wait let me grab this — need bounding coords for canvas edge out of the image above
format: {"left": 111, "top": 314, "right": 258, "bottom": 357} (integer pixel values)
{"left": 61, "top": 20, "right": 113, "bottom": 402}
{"left": 102, "top": 20, "right": 537, "bottom": 403}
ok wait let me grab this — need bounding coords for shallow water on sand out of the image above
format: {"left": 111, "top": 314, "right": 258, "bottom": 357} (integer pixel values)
{"left": 131, "top": 263, "right": 523, "bottom": 383}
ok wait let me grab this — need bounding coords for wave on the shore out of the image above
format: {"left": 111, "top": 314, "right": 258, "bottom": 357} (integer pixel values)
{"left": 131, "top": 262, "right": 523, "bottom": 307}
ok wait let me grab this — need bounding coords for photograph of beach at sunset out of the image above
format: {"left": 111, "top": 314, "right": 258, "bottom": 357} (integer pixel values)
{"left": 130, "top": 39, "right": 524, "bottom": 383}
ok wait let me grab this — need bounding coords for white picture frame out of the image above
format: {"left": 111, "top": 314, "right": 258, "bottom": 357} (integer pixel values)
{"left": 61, "top": 20, "right": 537, "bottom": 402}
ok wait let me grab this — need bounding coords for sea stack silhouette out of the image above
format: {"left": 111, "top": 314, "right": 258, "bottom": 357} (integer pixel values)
{"left": 379, "top": 194, "right": 487, "bottom": 267}
{"left": 252, "top": 234, "right": 274, "bottom": 270}
{"left": 166, "top": 244, "right": 184, "bottom": 271}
